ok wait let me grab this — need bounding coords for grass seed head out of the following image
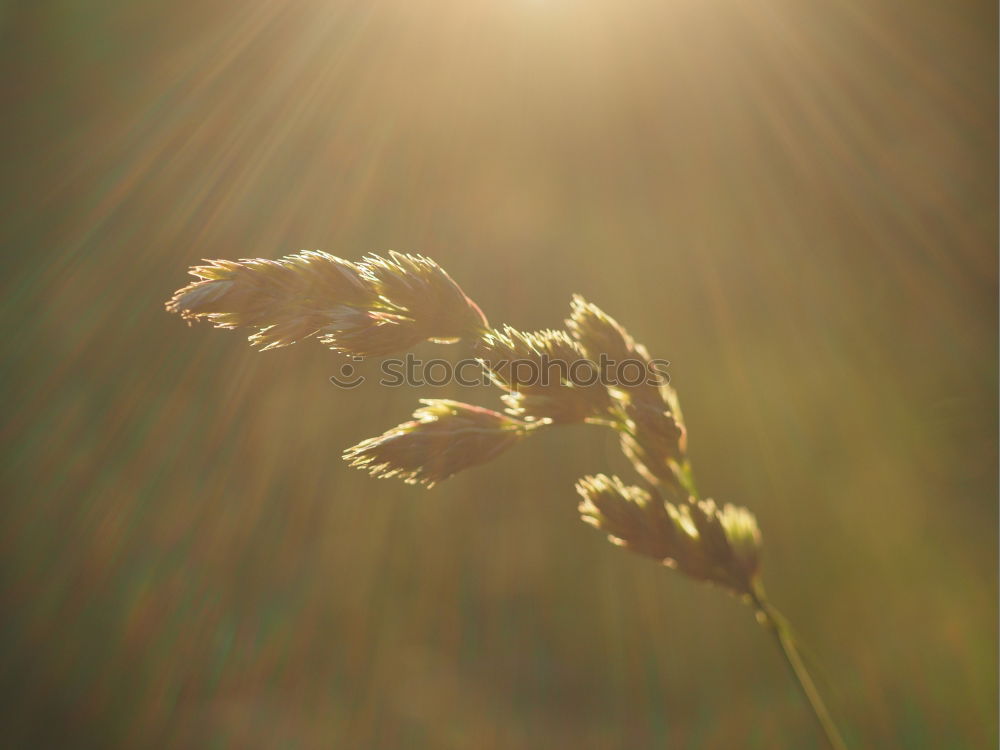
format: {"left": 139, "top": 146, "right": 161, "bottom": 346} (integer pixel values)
{"left": 475, "top": 326, "right": 613, "bottom": 424}
{"left": 343, "top": 400, "right": 528, "bottom": 487}
{"left": 577, "top": 474, "right": 762, "bottom": 597}
{"left": 615, "top": 397, "right": 692, "bottom": 496}
{"left": 567, "top": 295, "right": 666, "bottom": 409}
{"left": 166, "top": 252, "right": 376, "bottom": 350}
{"left": 169, "top": 251, "right": 765, "bottom": 599}
{"left": 359, "top": 251, "right": 489, "bottom": 342}
{"left": 167, "top": 250, "right": 488, "bottom": 356}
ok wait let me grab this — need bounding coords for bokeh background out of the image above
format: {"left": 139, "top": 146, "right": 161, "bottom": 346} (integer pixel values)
{"left": 1, "top": 0, "right": 996, "bottom": 747}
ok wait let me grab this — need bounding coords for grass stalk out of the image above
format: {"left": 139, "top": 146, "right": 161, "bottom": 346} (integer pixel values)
{"left": 168, "top": 250, "right": 851, "bottom": 746}
{"left": 752, "top": 586, "right": 848, "bottom": 750}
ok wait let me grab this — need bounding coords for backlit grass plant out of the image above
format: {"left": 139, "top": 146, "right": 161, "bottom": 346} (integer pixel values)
{"left": 168, "top": 250, "right": 848, "bottom": 749}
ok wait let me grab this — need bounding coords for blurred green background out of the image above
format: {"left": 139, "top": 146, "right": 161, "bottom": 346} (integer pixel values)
{"left": 1, "top": 0, "right": 996, "bottom": 747}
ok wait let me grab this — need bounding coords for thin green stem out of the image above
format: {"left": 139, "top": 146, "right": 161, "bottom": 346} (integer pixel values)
{"left": 751, "top": 587, "right": 848, "bottom": 750}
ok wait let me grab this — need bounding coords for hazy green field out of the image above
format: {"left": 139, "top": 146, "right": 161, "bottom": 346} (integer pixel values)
{"left": 1, "top": 1, "right": 996, "bottom": 747}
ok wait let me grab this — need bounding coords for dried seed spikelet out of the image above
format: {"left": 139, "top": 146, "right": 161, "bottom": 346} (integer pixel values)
{"left": 576, "top": 474, "right": 677, "bottom": 560}
{"left": 343, "top": 399, "right": 529, "bottom": 487}
{"left": 317, "top": 307, "right": 428, "bottom": 358}
{"left": 566, "top": 295, "right": 666, "bottom": 408}
{"left": 165, "top": 251, "right": 376, "bottom": 350}
{"left": 618, "top": 398, "right": 694, "bottom": 499}
{"left": 359, "top": 251, "right": 489, "bottom": 344}
{"left": 475, "top": 326, "right": 613, "bottom": 424}
{"left": 577, "top": 474, "right": 762, "bottom": 597}
{"left": 565, "top": 296, "right": 693, "bottom": 495}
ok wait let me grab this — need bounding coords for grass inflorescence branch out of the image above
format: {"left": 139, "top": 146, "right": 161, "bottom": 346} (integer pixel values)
{"left": 167, "top": 249, "right": 848, "bottom": 749}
